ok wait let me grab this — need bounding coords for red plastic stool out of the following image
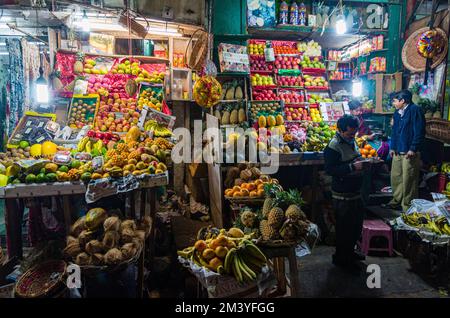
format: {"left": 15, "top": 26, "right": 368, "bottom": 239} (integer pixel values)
{"left": 358, "top": 220, "right": 393, "bottom": 256}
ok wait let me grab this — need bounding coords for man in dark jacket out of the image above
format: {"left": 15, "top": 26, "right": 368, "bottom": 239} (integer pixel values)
{"left": 324, "top": 115, "right": 369, "bottom": 270}
{"left": 385, "top": 90, "right": 425, "bottom": 211}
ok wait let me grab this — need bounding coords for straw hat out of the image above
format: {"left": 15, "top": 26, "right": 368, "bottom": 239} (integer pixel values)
{"left": 402, "top": 26, "right": 448, "bottom": 73}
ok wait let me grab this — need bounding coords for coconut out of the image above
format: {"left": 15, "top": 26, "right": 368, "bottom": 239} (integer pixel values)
{"left": 104, "top": 248, "right": 123, "bottom": 265}
{"left": 103, "top": 216, "right": 121, "bottom": 232}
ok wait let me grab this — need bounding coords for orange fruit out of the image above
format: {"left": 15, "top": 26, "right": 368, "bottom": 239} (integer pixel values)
{"left": 225, "top": 189, "right": 233, "bottom": 196}
{"left": 247, "top": 183, "right": 256, "bottom": 191}
{"left": 249, "top": 191, "right": 258, "bottom": 197}
{"left": 232, "top": 186, "right": 241, "bottom": 192}
{"left": 257, "top": 183, "right": 265, "bottom": 190}
{"left": 362, "top": 155, "right": 367, "bottom": 158}
{"left": 370, "top": 149, "right": 376, "bottom": 155}
{"left": 367, "top": 154, "right": 373, "bottom": 158}
{"left": 241, "top": 189, "right": 250, "bottom": 197}
{"left": 364, "top": 144, "right": 372, "bottom": 150}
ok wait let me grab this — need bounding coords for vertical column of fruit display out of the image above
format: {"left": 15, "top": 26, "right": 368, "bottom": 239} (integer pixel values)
{"left": 247, "top": 40, "right": 290, "bottom": 155}
{"left": 212, "top": 77, "right": 248, "bottom": 128}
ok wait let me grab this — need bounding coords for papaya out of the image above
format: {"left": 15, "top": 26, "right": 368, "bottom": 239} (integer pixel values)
{"left": 258, "top": 115, "right": 266, "bottom": 128}
{"left": 276, "top": 114, "right": 284, "bottom": 126}
{"left": 125, "top": 126, "right": 141, "bottom": 143}
{"left": 267, "top": 115, "right": 276, "bottom": 127}
{"left": 85, "top": 208, "right": 107, "bottom": 230}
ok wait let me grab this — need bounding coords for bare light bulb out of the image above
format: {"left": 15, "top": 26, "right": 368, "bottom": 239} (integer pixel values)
{"left": 336, "top": 16, "right": 347, "bottom": 35}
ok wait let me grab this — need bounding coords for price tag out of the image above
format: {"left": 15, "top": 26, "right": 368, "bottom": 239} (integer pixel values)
{"left": 342, "top": 101, "right": 350, "bottom": 115}
{"left": 264, "top": 47, "right": 275, "bottom": 62}
{"left": 36, "top": 136, "right": 46, "bottom": 143}
{"left": 319, "top": 102, "right": 330, "bottom": 121}
{"left": 25, "top": 121, "right": 32, "bottom": 127}
{"left": 38, "top": 121, "right": 45, "bottom": 128}
{"left": 24, "top": 128, "right": 32, "bottom": 135}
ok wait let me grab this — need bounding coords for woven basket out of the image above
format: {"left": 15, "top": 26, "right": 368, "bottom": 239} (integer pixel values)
{"left": 186, "top": 29, "right": 210, "bottom": 72}
{"left": 225, "top": 196, "right": 265, "bottom": 206}
{"left": 426, "top": 118, "right": 450, "bottom": 144}
{"left": 15, "top": 260, "right": 67, "bottom": 298}
{"left": 402, "top": 27, "right": 448, "bottom": 73}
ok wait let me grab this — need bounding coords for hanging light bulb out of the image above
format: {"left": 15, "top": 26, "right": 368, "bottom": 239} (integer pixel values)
{"left": 352, "top": 78, "right": 362, "bottom": 97}
{"left": 82, "top": 10, "right": 90, "bottom": 32}
{"left": 336, "top": 15, "right": 347, "bottom": 35}
{"left": 35, "top": 67, "right": 49, "bottom": 104}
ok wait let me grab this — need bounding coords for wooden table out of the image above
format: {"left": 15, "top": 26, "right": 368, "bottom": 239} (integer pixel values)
{"left": 1, "top": 173, "right": 168, "bottom": 298}
{"left": 259, "top": 245, "right": 301, "bottom": 298}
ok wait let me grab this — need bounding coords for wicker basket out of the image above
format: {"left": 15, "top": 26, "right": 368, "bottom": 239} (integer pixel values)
{"left": 426, "top": 118, "right": 450, "bottom": 144}
{"left": 15, "top": 260, "right": 67, "bottom": 298}
{"left": 225, "top": 196, "right": 265, "bottom": 206}
{"left": 402, "top": 27, "right": 448, "bottom": 73}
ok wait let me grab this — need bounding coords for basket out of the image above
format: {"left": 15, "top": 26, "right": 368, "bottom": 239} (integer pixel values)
{"left": 77, "top": 243, "right": 143, "bottom": 277}
{"left": 426, "top": 118, "right": 450, "bottom": 144}
{"left": 186, "top": 29, "right": 210, "bottom": 72}
{"left": 402, "top": 27, "right": 448, "bottom": 73}
{"left": 15, "top": 260, "right": 67, "bottom": 298}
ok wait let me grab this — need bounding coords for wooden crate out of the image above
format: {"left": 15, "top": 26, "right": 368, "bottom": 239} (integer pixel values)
{"left": 375, "top": 72, "right": 402, "bottom": 114}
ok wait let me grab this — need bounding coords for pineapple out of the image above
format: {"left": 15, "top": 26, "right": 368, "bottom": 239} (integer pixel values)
{"left": 115, "top": 143, "right": 128, "bottom": 153}
{"left": 285, "top": 205, "right": 306, "bottom": 222}
{"left": 280, "top": 220, "right": 298, "bottom": 241}
{"left": 268, "top": 207, "right": 285, "bottom": 229}
{"left": 106, "top": 149, "right": 118, "bottom": 158}
{"left": 128, "top": 150, "right": 141, "bottom": 161}
{"left": 240, "top": 210, "right": 257, "bottom": 228}
{"left": 110, "top": 154, "right": 125, "bottom": 167}
{"left": 262, "top": 198, "right": 274, "bottom": 218}
{"left": 67, "top": 169, "right": 81, "bottom": 181}
{"left": 259, "top": 220, "right": 280, "bottom": 240}
{"left": 230, "top": 105, "right": 239, "bottom": 125}
{"left": 73, "top": 52, "right": 84, "bottom": 74}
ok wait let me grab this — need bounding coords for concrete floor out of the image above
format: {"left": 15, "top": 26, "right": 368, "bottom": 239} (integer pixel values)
{"left": 297, "top": 245, "right": 448, "bottom": 298}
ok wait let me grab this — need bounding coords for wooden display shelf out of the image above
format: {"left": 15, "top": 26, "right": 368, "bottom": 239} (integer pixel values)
{"left": 57, "top": 49, "right": 170, "bottom": 65}
{"left": 0, "top": 173, "right": 169, "bottom": 199}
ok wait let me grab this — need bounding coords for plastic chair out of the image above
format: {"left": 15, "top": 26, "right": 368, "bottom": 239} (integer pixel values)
{"left": 359, "top": 219, "right": 393, "bottom": 256}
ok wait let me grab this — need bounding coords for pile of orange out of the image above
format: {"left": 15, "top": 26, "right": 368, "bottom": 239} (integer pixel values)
{"left": 360, "top": 144, "right": 378, "bottom": 159}
{"left": 224, "top": 178, "right": 269, "bottom": 198}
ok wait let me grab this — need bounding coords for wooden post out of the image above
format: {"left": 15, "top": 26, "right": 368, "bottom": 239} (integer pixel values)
{"left": 62, "top": 196, "right": 72, "bottom": 234}
{"left": 137, "top": 239, "right": 145, "bottom": 298}
{"left": 5, "top": 199, "right": 24, "bottom": 259}
{"left": 287, "top": 246, "right": 300, "bottom": 298}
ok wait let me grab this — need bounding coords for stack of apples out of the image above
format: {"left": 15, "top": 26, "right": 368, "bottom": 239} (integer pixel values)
{"left": 253, "top": 90, "right": 277, "bottom": 101}
{"left": 284, "top": 107, "right": 310, "bottom": 121}
{"left": 251, "top": 74, "right": 275, "bottom": 87}
{"left": 248, "top": 41, "right": 265, "bottom": 55}
{"left": 303, "top": 75, "right": 328, "bottom": 89}
{"left": 278, "top": 91, "right": 305, "bottom": 104}
{"left": 274, "top": 56, "right": 300, "bottom": 70}
{"left": 95, "top": 95, "right": 140, "bottom": 132}
{"left": 277, "top": 76, "right": 303, "bottom": 87}
{"left": 250, "top": 55, "right": 274, "bottom": 72}
{"left": 309, "top": 108, "right": 323, "bottom": 122}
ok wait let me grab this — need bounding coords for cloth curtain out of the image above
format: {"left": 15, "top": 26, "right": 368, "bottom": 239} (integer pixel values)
{"left": 21, "top": 39, "right": 41, "bottom": 111}
{"left": 6, "top": 38, "right": 25, "bottom": 137}
{"left": 0, "top": 56, "right": 9, "bottom": 150}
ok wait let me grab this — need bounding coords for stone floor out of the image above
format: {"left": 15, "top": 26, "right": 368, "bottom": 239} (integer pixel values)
{"left": 296, "top": 245, "right": 449, "bottom": 298}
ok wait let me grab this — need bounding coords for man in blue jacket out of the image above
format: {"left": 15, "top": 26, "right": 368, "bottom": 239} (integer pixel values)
{"left": 385, "top": 90, "right": 425, "bottom": 211}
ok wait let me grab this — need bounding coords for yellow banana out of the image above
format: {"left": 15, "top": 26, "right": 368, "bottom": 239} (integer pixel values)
{"left": 77, "top": 137, "right": 89, "bottom": 152}
{"left": 85, "top": 141, "right": 92, "bottom": 153}
{"left": 231, "top": 255, "right": 243, "bottom": 284}
{"left": 224, "top": 248, "right": 236, "bottom": 274}
{"left": 236, "top": 254, "right": 256, "bottom": 281}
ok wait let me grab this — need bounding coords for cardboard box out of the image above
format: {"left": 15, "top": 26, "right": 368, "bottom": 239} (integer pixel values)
{"left": 375, "top": 72, "right": 402, "bottom": 113}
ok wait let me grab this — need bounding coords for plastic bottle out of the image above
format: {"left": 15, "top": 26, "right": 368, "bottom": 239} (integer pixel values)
{"left": 279, "top": 1, "right": 289, "bottom": 25}
{"left": 299, "top": 2, "right": 307, "bottom": 26}
{"left": 289, "top": 1, "right": 299, "bottom": 25}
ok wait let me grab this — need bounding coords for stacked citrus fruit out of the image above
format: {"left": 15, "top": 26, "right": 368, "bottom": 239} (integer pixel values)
{"left": 359, "top": 144, "right": 378, "bottom": 159}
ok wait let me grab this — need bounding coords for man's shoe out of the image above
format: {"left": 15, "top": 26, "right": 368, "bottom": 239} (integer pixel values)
{"left": 352, "top": 251, "right": 366, "bottom": 261}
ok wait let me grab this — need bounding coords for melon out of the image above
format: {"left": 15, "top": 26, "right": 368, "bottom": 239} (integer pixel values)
{"left": 41, "top": 141, "right": 57, "bottom": 156}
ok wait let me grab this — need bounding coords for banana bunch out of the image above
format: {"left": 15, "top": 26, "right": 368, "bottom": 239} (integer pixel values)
{"left": 441, "top": 162, "right": 450, "bottom": 173}
{"left": 78, "top": 161, "right": 93, "bottom": 174}
{"left": 77, "top": 137, "right": 90, "bottom": 152}
{"left": 144, "top": 120, "right": 173, "bottom": 138}
{"left": 224, "top": 239, "right": 267, "bottom": 284}
{"left": 356, "top": 135, "right": 368, "bottom": 148}
{"left": 401, "top": 212, "right": 450, "bottom": 236}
